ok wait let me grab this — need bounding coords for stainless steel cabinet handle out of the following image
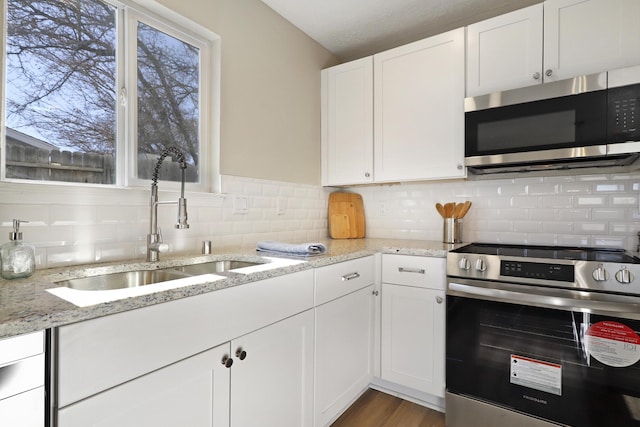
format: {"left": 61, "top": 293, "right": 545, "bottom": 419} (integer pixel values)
{"left": 365, "top": 172, "right": 370, "bottom": 178}
{"left": 435, "top": 296, "right": 443, "bottom": 304}
{"left": 398, "top": 267, "right": 425, "bottom": 274}
{"left": 545, "top": 69, "right": 553, "bottom": 77}
{"left": 342, "top": 272, "right": 360, "bottom": 281}
{"left": 533, "top": 72, "right": 541, "bottom": 80}
{"left": 372, "top": 290, "right": 379, "bottom": 296}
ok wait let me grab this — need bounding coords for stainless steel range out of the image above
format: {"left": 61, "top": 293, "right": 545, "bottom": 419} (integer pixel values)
{"left": 445, "top": 243, "right": 640, "bottom": 427}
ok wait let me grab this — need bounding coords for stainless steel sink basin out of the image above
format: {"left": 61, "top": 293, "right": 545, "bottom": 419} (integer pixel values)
{"left": 54, "top": 260, "right": 263, "bottom": 291}
{"left": 47, "top": 256, "right": 304, "bottom": 306}
{"left": 55, "top": 269, "right": 191, "bottom": 291}
{"left": 169, "top": 260, "right": 263, "bottom": 275}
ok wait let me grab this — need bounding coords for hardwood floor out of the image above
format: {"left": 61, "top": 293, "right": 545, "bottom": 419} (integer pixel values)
{"left": 331, "top": 389, "right": 446, "bottom": 427}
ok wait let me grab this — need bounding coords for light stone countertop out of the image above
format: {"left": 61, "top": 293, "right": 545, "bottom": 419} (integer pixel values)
{"left": 0, "top": 238, "right": 461, "bottom": 339}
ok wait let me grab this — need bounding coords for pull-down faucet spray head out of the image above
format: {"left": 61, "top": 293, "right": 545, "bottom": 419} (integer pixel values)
{"left": 147, "top": 146, "right": 190, "bottom": 262}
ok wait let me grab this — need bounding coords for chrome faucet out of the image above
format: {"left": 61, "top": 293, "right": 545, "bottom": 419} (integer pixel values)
{"left": 147, "top": 146, "right": 190, "bottom": 262}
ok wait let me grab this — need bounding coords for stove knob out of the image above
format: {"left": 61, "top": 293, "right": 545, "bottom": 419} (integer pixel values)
{"left": 592, "top": 265, "right": 609, "bottom": 282}
{"left": 458, "top": 257, "right": 471, "bottom": 271}
{"left": 475, "top": 258, "right": 487, "bottom": 272}
{"left": 615, "top": 267, "right": 634, "bottom": 284}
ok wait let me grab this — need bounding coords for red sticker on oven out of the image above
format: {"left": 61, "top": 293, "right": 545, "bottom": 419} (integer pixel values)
{"left": 585, "top": 321, "right": 640, "bottom": 367}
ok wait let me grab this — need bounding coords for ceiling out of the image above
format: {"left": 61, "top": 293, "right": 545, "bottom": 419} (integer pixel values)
{"left": 260, "top": 0, "right": 541, "bottom": 61}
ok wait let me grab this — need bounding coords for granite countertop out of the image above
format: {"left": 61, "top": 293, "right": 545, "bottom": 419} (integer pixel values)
{"left": 0, "top": 238, "right": 458, "bottom": 339}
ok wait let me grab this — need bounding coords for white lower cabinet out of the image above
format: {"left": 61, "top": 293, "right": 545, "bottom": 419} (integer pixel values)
{"left": 380, "top": 255, "right": 446, "bottom": 398}
{"left": 0, "top": 331, "right": 45, "bottom": 427}
{"left": 58, "top": 310, "right": 314, "bottom": 427}
{"left": 55, "top": 270, "right": 314, "bottom": 427}
{"left": 230, "top": 310, "right": 314, "bottom": 427}
{"left": 313, "top": 256, "right": 376, "bottom": 427}
{"left": 53, "top": 253, "right": 450, "bottom": 426}
{"left": 314, "top": 285, "right": 375, "bottom": 426}
{"left": 58, "top": 343, "right": 231, "bottom": 426}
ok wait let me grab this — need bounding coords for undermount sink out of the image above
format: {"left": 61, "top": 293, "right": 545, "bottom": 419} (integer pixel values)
{"left": 47, "top": 255, "right": 305, "bottom": 307}
{"left": 55, "top": 269, "right": 191, "bottom": 291}
{"left": 54, "top": 259, "right": 265, "bottom": 292}
{"left": 168, "top": 260, "right": 263, "bottom": 275}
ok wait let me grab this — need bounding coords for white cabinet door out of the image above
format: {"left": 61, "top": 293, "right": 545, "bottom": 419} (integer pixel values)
{"left": 468, "top": 0, "right": 640, "bottom": 96}
{"left": 380, "top": 283, "right": 445, "bottom": 397}
{"left": 230, "top": 310, "right": 314, "bottom": 427}
{"left": 58, "top": 344, "right": 231, "bottom": 427}
{"left": 321, "top": 57, "right": 374, "bottom": 186}
{"left": 544, "top": 0, "right": 640, "bottom": 81}
{"left": 466, "top": 4, "right": 543, "bottom": 96}
{"left": 315, "top": 285, "right": 375, "bottom": 427}
{"left": 374, "top": 28, "right": 465, "bottom": 182}
{"left": 543, "top": 0, "right": 640, "bottom": 82}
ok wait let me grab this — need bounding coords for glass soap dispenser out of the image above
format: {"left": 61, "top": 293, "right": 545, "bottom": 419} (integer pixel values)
{"left": 1, "top": 219, "right": 35, "bottom": 279}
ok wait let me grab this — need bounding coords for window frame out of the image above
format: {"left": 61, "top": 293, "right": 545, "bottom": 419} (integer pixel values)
{"left": 0, "top": 0, "right": 221, "bottom": 193}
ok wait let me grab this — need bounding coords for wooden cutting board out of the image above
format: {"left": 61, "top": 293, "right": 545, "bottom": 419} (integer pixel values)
{"left": 328, "top": 192, "right": 366, "bottom": 239}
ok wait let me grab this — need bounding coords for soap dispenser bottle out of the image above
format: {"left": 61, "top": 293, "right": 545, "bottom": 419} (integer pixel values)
{"left": 1, "top": 219, "right": 36, "bottom": 279}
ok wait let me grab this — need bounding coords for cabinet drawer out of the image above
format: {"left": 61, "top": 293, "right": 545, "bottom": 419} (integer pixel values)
{"left": 0, "top": 332, "right": 44, "bottom": 366}
{"left": 0, "top": 353, "right": 44, "bottom": 400}
{"left": 0, "top": 386, "right": 45, "bottom": 427}
{"left": 381, "top": 255, "right": 445, "bottom": 290}
{"left": 315, "top": 256, "right": 375, "bottom": 305}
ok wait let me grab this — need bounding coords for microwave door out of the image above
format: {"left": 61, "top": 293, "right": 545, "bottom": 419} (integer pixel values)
{"left": 465, "top": 90, "right": 608, "bottom": 162}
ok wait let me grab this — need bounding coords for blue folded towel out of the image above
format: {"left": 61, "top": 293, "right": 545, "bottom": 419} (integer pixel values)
{"left": 256, "top": 241, "right": 327, "bottom": 256}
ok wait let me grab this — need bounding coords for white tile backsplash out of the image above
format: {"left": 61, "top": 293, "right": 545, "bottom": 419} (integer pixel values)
{"left": 0, "top": 175, "right": 332, "bottom": 269}
{"left": 349, "top": 171, "right": 640, "bottom": 252}
{"left": 1, "top": 170, "right": 640, "bottom": 269}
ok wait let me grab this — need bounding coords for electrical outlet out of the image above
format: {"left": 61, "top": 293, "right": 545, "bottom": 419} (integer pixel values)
{"left": 378, "top": 202, "right": 387, "bottom": 216}
{"left": 233, "top": 196, "right": 249, "bottom": 214}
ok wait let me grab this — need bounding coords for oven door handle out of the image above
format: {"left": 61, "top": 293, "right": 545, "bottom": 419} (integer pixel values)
{"left": 448, "top": 281, "right": 640, "bottom": 319}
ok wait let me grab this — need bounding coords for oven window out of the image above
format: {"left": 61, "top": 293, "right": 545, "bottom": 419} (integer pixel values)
{"left": 446, "top": 295, "right": 640, "bottom": 426}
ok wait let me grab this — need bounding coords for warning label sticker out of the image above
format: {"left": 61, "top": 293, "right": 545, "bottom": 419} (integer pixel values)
{"left": 510, "top": 355, "right": 562, "bottom": 396}
{"left": 585, "top": 321, "right": 640, "bottom": 368}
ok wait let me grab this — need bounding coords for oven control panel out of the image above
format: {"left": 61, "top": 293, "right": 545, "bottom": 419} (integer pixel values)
{"left": 448, "top": 254, "right": 640, "bottom": 294}
{"left": 500, "top": 261, "right": 574, "bottom": 282}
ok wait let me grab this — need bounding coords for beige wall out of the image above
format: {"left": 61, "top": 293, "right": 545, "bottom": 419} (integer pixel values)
{"left": 158, "top": 0, "right": 339, "bottom": 185}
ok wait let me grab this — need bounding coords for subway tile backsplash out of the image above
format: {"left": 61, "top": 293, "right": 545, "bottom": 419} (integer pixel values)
{"left": 353, "top": 171, "right": 640, "bottom": 251}
{"left": 1, "top": 171, "right": 640, "bottom": 269}
{"left": 0, "top": 175, "right": 332, "bottom": 269}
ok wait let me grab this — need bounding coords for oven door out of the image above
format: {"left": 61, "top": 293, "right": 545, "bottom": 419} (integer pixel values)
{"left": 446, "top": 278, "right": 640, "bottom": 427}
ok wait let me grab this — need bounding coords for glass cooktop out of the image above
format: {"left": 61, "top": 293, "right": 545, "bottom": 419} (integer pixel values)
{"left": 451, "top": 243, "right": 640, "bottom": 264}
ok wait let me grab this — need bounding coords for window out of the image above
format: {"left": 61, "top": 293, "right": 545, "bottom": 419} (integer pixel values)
{"left": 2, "top": 0, "right": 218, "bottom": 190}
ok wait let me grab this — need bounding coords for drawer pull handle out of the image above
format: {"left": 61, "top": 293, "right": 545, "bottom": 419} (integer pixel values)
{"left": 398, "top": 267, "right": 425, "bottom": 274}
{"left": 342, "top": 272, "right": 360, "bottom": 281}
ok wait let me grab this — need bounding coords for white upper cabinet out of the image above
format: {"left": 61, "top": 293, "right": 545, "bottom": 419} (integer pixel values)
{"left": 544, "top": 0, "right": 640, "bottom": 82}
{"left": 466, "top": 4, "right": 543, "bottom": 96}
{"left": 321, "top": 57, "right": 374, "bottom": 186}
{"left": 467, "top": 0, "right": 640, "bottom": 96}
{"left": 373, "top": 28, "right": 466, "bottom": 182}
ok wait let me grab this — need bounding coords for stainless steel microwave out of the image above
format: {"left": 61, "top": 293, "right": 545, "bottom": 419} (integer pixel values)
{"left": 464, "top": 67, "right": 640, "bottom": 175}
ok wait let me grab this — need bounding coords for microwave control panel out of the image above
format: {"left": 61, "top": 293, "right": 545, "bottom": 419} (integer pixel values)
{"left": 609, "top": 83, "right": 639, "bottom": 141}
